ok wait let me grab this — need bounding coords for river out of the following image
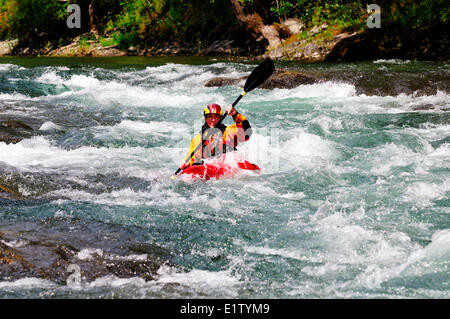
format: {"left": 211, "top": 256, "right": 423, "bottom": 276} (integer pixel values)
{"left": 0, "top": 56, "right": 449, "bottom": 298}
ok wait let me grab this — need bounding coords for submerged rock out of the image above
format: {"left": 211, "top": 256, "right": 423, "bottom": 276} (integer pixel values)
{"left": 1, "top": 120, "right": 33, "bottom": 130}
{"left": 0, "top": 119, "right": 35, "bottom": 145}
{"left": 0, "top": 133, "right": 23, "bottom": 144}
{"left": 0, "top": 219, "right": 174, "bottom": 284}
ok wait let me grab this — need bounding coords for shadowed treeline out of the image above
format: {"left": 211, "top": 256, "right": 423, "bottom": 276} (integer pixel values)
{"left": 0, "top": 1, "right": 448, "bottom": 59}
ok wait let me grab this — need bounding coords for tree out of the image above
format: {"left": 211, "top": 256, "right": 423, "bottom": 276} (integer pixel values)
{"left": 88, "top": 0, "right": 99, "bottom": 37}
{"left": 229, "top": 0, "right": 281, "bottom": 49}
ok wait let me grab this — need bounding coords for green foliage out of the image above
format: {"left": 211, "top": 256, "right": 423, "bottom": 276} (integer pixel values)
{"left": 99, "top": 36, "right": 116, "bottom": 47}
{"left": 112, "top": 31, "right": 139, "bottom": 50}
{"left": 276, "top": 0, "right": 371, "bottom": 31}
{"left": 270, "top": 1, "right": 294, "bottom": 23}
{"left": 283, "top": 0, "right": 448, "bottom": 30}
{"left": 0, "top": 0, "right": 12, "bottom": 39}
{"left": 384, "top": 0, "right": 450, "bottom": 28}
{"left": 7, "top": 0, "right": 68, "bottom": 40}
{"left": 108, "top": 0, "right": 236, "bottom": 48}
{"left": 0, "top": 0, "right": 448, "bottom": 49}
{"left": 78, "top": 38, "right": 90, "bottom": 49}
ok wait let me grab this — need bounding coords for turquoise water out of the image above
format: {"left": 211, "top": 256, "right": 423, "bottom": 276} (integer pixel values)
{"left": 0, "top": 56, "right": 449, "bottom": 298}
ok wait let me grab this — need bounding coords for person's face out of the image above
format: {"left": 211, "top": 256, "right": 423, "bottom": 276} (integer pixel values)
{"left": 205, "top": 114, "right": 221, "bottom": 128}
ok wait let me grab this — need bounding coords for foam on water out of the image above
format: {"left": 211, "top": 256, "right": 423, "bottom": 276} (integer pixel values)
{"left": 0, "top": 278, "right": 57, "bottom": 289}
{"left": 0, "top": 63, "right": 25, "bottom": 71}
{"left": 57, "top": 264, "right": 241, "bottom": 297}
{"left": 48, "top": 186, "right": 181, "bottom": 208}
{"left": 34, "top": 69, "right": 65, "bottom": 85}
{"left": 112, "top": 120, "right": 189, "bottom": 137}
{"left": 154, "top": 265, "right": 239, "bottom": 297}
{"left": 0, "top": 92, "right": 30, "bottom": 101}
{"left": 86, "top": 275, "right": 147, "bottom": 289}
{"left": 308, "top": 115, "right": 344, "bottom": 134}
{"left": 1, "top": 136, "right": 101, "bottom": 168}
{"left": 281, "top": 132, "right": 338, "bottom": 159}
{"left": 242, "top": 244, "right": 311, "bottom": 262}
{"left": 3, "top": 66, "right": 227, "bottom": 109}
{"left": 355, "top": 229, "right": 450, "bottom": 292}
{"left": 0, "top": 239, "right": 29, "bottom": 248}
{"left": 406, "top": 180, "right": 449, "bottom": 200}
{"left": 373, "top": 59, "right": 412, "bottom": 64}
{"left": 399, "top": 229, "right": 450, "bottom": 275}
{"left": 156, "top": 265, "right": 239, "bottom": 286}
{"left": 77, "top": 248, "right": 148, "bottom": 261}
{"left": 311, "top": 204, "right": 413, "bottom": 265}
{"left": 39, "top": 121, "right": 62, "bottom": 131}
{"left": 264, "top": 81, "right": 356, "bottom": 101}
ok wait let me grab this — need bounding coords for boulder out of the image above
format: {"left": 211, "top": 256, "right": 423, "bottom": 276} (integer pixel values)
{"left": 260, "top": 69, "right": 316, "bottom": 89}
{"left": 1, "top": 120, "right": 33, "bottom": 130}
{"left": 0, "top": 133, "right": 23, "bottom": 144}
{"left": 205, "top": 68, "right": 317, "bottom": 90}
{"left": 0, "top": 119, "right": 35, "bottom": 145}
{"left": 261, "top": 25, "right": 282, "bottom": 49}
{"left": 0, "top": 220, "right": 173, "bottom": 284}
{"left": 268, "top": 47, "right": 284, "bottom": 59}
{"left": 279, "top": 18, "right": 304, "bottom": 38}
{"left": 0, "top": 39, "right": 19, "bottom": 56}
{"left": 205, "top": 76, "right": 246, "bottom": 87}
{"left": 263, "top": 24, "right": 355, "bottom": 62}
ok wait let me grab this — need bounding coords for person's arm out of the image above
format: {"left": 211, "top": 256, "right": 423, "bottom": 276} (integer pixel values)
{"left": 224, "top": 105, "right": 253, "bottom": 146}
{"left": 179, "top": 132, "right": 203, "bottom": 169}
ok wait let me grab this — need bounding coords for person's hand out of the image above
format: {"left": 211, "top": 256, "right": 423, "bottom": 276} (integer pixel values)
{"left": 225, "top": 104, "right": 237, "bottom": 116}
{"left": 179, "top": 160, "right": 187, "bottom": 170}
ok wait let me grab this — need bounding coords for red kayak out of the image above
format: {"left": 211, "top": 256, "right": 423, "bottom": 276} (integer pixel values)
{"left": 179, "top": 159, "right": 260, "bottom": 180}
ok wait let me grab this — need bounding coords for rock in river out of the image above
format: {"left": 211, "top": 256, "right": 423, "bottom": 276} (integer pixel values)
{"left": 0, "top": 219, "right": 174, "bottom": 285}
{"left": 205, "top": 68, "right": 317, "bottom": 89}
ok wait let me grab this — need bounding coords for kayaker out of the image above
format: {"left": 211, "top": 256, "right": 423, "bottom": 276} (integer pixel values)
{"left": 179, "top": 103, "right": 252, "bottom": 170}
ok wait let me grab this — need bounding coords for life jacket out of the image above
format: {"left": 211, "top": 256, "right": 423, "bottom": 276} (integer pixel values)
{"left": 200, "top": 123, "right": 237, "bottom": 159}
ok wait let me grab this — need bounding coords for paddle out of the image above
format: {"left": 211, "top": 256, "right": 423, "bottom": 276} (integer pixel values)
{"left": 0, "top": 182, "right": 22, "bottom": 197}
{"left": 172, "top": 58, "right": 275, "bottom": 177}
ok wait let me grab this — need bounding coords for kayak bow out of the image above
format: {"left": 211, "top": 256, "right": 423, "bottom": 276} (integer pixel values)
{"left": 178, "top": 159, "right": 260, "bottom": 180}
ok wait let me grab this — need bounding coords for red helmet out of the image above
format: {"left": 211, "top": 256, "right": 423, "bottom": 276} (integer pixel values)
{"left": 203, "top": 104, "right": 223, "bottom": 117}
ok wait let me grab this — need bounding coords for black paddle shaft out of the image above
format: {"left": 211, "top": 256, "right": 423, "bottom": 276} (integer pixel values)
{"left": 174, "top": 58, "right": 275, "bottom": 176}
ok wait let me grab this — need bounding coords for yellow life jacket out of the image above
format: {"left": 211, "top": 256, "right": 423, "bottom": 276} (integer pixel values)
{"left": 182, "top": 113, "right": 252, "bottom": 167}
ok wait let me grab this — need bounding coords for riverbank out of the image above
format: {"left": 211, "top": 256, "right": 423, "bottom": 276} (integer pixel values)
{"left": 0, "top": 36, "right": 252, "bottom": 59}
{"left": 1, "top": 22, "right": 449, "bottom": 62}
